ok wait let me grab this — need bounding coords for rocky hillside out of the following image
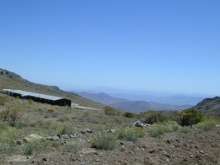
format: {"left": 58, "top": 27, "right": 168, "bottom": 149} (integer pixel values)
{"left": 194, "top": 96, "right": 220, "bottom": 116}
{"left": 0, "top": 68, "right": 102, "bottom": 108}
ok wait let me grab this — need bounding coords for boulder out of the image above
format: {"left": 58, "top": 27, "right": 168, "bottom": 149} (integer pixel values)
{"left": 23, "top": 134, "right": 43, "bottom": 143}
{"left": 133, "top": 120, "right": 148, "bottom": 128}
{"left": 47, "top": 136, "right": 60, "bottom": 141}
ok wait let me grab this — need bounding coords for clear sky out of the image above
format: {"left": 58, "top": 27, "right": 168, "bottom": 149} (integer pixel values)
{"left": 0, "top": 0, "right": 220, "bottom": 95}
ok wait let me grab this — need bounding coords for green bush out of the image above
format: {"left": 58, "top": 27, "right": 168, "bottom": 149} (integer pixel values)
{"left": 91, "top": 132, "right": 117, "bottom": 150}
{"left": 23, "top": 140, "right": 52, "bottom": 156}
{"left": 0, "top": 124, "right": 17, "bottom": 144}
{"left": 123, "top": 112, "right": 136, "bottom": 118}
{"left": 23, "top": 143, "right": 33, "bottom": 156}
{"left": 177, "top": 109, "right": 203, "bottom": 126}
{"left": 118, "top": 127, "right": 144, "bottom": 142}
{"left": 104, "top": 106, "right": 120, "bottom": 116}
{"left": 196, "top": 119, "right": 217, "bottom": 131}
{"left": 64, "top": 141, "right": 81, "bottom": 153}
{"left": 178, "top": 126, "right": 192, "bottom": 134}
{"left": 148, "top": 121, "right": 180, "bottom": 137}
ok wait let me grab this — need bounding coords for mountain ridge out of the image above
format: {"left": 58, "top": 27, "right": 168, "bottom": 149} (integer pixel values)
{"left": 79, "top": 92, "right": 191, "bottom": 113}
{"left": 0, "top": 68, "right": 102, "bottom": 108}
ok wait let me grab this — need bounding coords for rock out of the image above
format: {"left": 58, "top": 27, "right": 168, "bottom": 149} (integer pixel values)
{"left": 80, "top": 148, "right": 97, "bottom": 155}
{"left": 120, "top": 142, "right": 125, "bottom": 145}
{"left": 199, "top": 150, "right": 205, "bottom": 154}
{"left": 23, "top": 134, "right": 43, "bottom": 143}
{"left": 80, "top": 130, "right": 86, "bottom": 134}
{"left": 70, "top": 133, "right": 79, "bottom": 138}
{"left": 107, "top": 129, "right": 116, "bottom": 133}
{"left": 120, "top": 145, "right": 126, "bottom": 152}
{"left": 166, "top": 140, "right": 171, "bottom": 144}
{"left": 42, "top": 158, "right": 47, "bottom": 162}
{"left": 62, "top": 134, "right": 70, "bottom": 139}
{"left": 149, "top": 149, "right": 156, "bottom": 154}
{"left": 81, "top": 128, "right": 93, "bottom": 134}
{"left": 133, "top": 120, "right": 147, "bottom": 128}
{"left": 85, "top": 128, "right": 93, "bottom": 133}
{"left": 47, "top": 136, "right": 60, "bottom": 141}
{"left": 7, "top": 155, "right": 30, "bottom": 163}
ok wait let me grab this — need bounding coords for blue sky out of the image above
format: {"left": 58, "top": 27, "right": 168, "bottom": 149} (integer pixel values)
{"left": 0, "top": 0, "right": 220, "bottom": 95}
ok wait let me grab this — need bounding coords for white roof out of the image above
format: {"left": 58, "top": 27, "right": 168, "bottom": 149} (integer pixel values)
{"left": 3, "top": 89, "right": 63, "bottom": 101}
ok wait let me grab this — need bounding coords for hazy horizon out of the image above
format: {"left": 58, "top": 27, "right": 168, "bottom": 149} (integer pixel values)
{"left": 1, "top": 0, "right": 220, "bottom": 96}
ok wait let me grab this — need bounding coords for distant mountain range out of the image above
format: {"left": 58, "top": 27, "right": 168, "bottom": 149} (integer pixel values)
{"left": 79, "top": 92, "right": 191, "bottom": 113}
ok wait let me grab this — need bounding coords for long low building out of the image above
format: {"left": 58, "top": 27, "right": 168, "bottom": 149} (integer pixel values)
{"left": 2, "top": 89, "right": 71, "bottom": 107}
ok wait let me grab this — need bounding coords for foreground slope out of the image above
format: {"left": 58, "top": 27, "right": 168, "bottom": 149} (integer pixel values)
{"left": 0, "top": 94, "right": 219, "bottom": 165}
{"left": 0, "top": 68, "right": 102, "bottom": 108}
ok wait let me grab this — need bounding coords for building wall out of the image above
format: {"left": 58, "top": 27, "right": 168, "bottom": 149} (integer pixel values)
{"left": 4, "top": 91, "right": 71, "bottom": 107}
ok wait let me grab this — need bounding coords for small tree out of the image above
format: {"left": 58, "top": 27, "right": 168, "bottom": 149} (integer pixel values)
{"left": 143, "top": 111, "right": 167, "bottom": 124}
{"left": 177, "top": 109, "right": 203, "bottom": 127}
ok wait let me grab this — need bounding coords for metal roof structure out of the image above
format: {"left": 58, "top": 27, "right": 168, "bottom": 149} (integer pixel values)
{"left": 2, "top": 89, "right": 63, "bottom": 101}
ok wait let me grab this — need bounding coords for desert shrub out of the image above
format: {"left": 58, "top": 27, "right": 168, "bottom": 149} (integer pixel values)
{"left": 118, "top": 127, "right": 144, "bottom": 142}
{"left": 48, "top": 109, "right": 55, "bottom": 113}
{"left": 0, "top": 96, "right": 7, "bottom": 106}
{"left": 178, "top": 126, "right": 192, "bottom": 134}
{"left": 148, "top": 121, "right": 180, "bottom": 137}
{"left": 91, "top": 132, "right": 117, "bottom": 150}
{"left": 104, "top": 106, "right": 120, "bottom": 116}
{"left": 0, "top": 124, "right": 17, "bottom": 154}
{"left": 143, "top": 111, "right": 167, "bottom": 124}
{"left": 0, "top": 123, "right": 17, "bottom": 144}
{"left": 0, "top": 143, "right": 15, "bottom": 154}
{"left": 49, "top": 122, "right": 73, "bottom": 135}
{"left": 23, "top": 143, "right": 33, "bottom": 156}
{"left": 64, "top": 141, "right": 81, "bottom": 153}
{"left": 0, "top": 107, "right": 23, "bottom": 127}
{"left": 123, "top": 112, "right": 136, "bottom": 118}
{"left": 177, "top": 109, "right": 203, "bottom": 126}
{"left": 196, "top": 119, "right": 217, "bottom": 131}
{"left": 23, "top": 140, "right": 52, "bottom": 156}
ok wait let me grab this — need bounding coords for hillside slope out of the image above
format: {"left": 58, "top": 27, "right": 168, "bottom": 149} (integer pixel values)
{"left": 0, "top": 68, "right": 102, "bottom": 108}
{"left": 194, "top": 96, "right": 220, "bottom": 115}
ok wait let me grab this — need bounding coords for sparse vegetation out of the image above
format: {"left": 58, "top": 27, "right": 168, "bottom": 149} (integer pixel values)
{"left": 0, "top": 106, "right": 23, "bottom": 127}
{"left": 178, "top": 126, "right": 192, "bottom": 134}
{"left": 148, "top": 121, "right": 180, "bottom": 137}
{"left": 64, "top": 141, "right": 81, "bottom": 153}
{"left": 0, "top": 96, "right": 7, "bottom": 105}
{"left": 118, "top": 127, "right": 145, "bottom": 141}
{"left": 23, "top": 143, "right": 33, "bottom": 156}
{"left": 196, "top": 119, "right": 217, "bottom": 131}
{"left": 91, "top": 132, "right": 117, "bottom": 150}
{"left": 104, "top": 106, "right": 120, "bottom": 116}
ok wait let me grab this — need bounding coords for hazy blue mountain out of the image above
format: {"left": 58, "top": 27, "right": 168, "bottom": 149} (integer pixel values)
{"left": 79, "top": 92, "right": 191, "bottom": 113}
{"left": 77, "top": 87, "right": 205, "bottom": 106}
